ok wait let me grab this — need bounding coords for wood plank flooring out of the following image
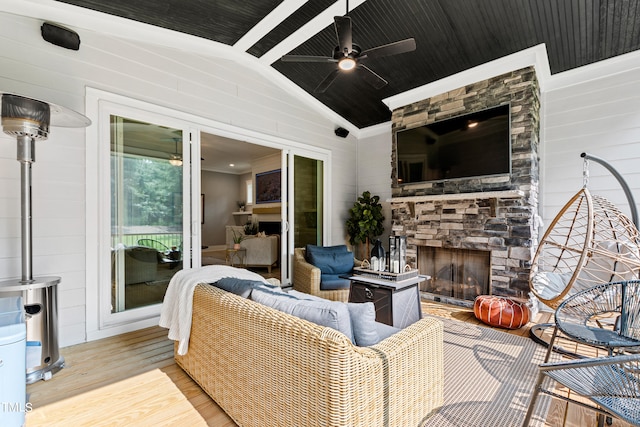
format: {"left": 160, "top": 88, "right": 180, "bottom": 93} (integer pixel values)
{"left": 25, "top": 301, "right": 630, "bottom": 426}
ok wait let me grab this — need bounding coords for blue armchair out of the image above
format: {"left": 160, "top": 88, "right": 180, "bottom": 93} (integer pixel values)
{"left": 293, "top": 245, "right": 357, "bottom": 302}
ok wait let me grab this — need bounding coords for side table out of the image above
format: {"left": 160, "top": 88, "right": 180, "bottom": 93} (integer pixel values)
{"left": 346, "top": 275, "right": 424, "bottom": 329}
{"left": 225, "top": 248, "right": 246, "bottom": 267}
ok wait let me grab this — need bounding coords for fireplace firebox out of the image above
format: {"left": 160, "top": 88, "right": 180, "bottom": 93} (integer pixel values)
{"left": 418, "top": 247, "right": 490, "bottom": 302}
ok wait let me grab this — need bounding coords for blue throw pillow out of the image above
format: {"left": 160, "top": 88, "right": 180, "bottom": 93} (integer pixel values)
{"left": 306, "top": 247, "right": 354, "bottom": 275}
{"left": 306, "top": 244, "right": 348, "bottom": 256}
{"left": 213, "top": 277, "right": 279, "bottom": 298}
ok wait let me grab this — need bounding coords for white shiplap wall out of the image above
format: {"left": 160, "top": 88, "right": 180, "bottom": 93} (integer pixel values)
{"left": 0, "top": 8, "right": 358, "bottom": 346}
{"left": 541, "top": 67, "right": 640, "bottom": 228}
{"left": 355, "top": 128, "right": 394, "bottom": 248}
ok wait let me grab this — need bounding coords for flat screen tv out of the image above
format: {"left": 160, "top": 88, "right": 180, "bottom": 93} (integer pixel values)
{"left": 395, "top": 104, "right": 511, "bottom": 184}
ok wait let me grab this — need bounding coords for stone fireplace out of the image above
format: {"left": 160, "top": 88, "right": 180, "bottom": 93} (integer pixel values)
{"left": 390, "top": 67, "right": 540, "bottom": 305}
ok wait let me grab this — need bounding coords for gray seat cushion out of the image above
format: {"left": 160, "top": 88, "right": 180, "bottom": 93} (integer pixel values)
{"left": 319, "top": 274, "right": 351, "bottom": 290}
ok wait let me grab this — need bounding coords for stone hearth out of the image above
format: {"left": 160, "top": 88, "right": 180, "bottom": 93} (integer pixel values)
{"left": 390, "top": 67, "right": 540, "bottom": 303}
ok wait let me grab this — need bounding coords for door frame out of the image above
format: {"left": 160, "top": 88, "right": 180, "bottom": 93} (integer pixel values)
{"left": 86, "top": 91, "right": 194, "bottom": 340}
{"left": 85, "top": 88, "right": 331, "bottom": 341}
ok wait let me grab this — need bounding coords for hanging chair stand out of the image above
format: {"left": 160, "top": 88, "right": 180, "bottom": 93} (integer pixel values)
{"left": 581, "top": 152, "right": 638, "bottom": 228}
{"left": 529, "top": 153, "right": 640, "bottom": 356}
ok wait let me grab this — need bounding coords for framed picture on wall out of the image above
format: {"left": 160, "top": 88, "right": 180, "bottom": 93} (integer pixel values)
{"left": 255, "top": 169, "right": 281, "bottom": 204}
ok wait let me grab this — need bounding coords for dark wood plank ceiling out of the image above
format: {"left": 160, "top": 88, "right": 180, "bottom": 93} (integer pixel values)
{"left": 56, "top": 0, "right": 640, "bottom": 129}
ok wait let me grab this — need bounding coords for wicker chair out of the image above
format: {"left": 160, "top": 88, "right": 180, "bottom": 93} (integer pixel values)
{"left": 523, "top": 353, "right": 640, "bottom": 427}
{"left": 543, "top": 280, "right": 640, "bottom": 362}
{"left": 293, "top": 247, "right": 358, "bottom": 302}
{"left": 529, "top": 188, "right": 640, "bottom": 311}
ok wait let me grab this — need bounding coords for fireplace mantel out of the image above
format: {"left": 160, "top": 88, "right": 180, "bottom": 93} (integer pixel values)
{"left": 389, "top": 190, "right": 525, "bottom": 203}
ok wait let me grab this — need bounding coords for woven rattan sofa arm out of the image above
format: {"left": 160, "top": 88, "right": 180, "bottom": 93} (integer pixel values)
{"left": 370, "top": 316, "right": 445, "bottom": 426}
{"left": 293, "top": 247, "right": 320, "bottom": 295}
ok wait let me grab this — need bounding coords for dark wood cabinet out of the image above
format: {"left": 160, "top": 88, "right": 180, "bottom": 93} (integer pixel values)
{"left": 347, "top": 276, "right": 423, "bottom": 329}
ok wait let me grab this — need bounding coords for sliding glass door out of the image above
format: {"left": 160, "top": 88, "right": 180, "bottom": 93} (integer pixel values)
{"left": 282, "top": 150, "right": 328, "bottom": 283}
{"left": 110, "top": 116, "right": 187, "bottom": 313}
{"left": 293, "top": 155, "right": 323, "bottom": 248}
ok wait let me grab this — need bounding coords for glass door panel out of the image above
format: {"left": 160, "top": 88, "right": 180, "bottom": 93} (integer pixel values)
{"left": 110, "top": 116, "right": 185, "bottom": 313}
{"left": 293, "top": 155, "right": 323, "bottom": 248}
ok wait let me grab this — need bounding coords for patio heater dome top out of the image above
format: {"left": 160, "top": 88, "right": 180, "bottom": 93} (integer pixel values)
{"left": 1, "top": 92, "right": 91, "bottom": 140}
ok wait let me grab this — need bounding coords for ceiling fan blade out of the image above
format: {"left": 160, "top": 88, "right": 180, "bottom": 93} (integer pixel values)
{"left": 360, "top": 38, "right": 416, "bottom": 60}
{"left": 358, "top": 65, "right": 388, "bottom": 89}
{"left": 314, "top": 69, "right": 340, "bottom": 93}
{"left": 281, "top": 55, "right": 336, "bottom": 63}
{"left": 334, "top": 16, "right": 352, "bottom": 55}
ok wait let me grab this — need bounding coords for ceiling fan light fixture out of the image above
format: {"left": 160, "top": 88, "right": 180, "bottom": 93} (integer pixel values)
{"left": 169, "top": 154, "right": 182, "bottom": 166}
{"left": 338, "top": 57, "right": 356, "bottom": 71}
{"left": 169, "top": 138, "right": 182, "bottom": 166}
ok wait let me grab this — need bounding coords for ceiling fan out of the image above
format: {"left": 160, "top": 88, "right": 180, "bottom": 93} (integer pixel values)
{"left": 281, "top": 1, "right": 416, "bottom": 93}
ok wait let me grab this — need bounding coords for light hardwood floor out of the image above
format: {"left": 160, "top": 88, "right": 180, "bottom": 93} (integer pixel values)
{"left": 25, "top": 300, "right": 630, "bottom": 426}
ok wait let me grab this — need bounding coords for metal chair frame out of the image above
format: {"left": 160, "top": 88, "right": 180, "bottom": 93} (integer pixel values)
{"left": 523, "top": 353, "right": 640, "bottom": 427}
{"left": 543, "top": 280, "right": 640, "bottom": 364}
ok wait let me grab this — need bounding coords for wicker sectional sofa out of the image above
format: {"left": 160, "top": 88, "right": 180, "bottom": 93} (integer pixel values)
{"left": 175, "top": 283, "right": 444, "bottom": 427}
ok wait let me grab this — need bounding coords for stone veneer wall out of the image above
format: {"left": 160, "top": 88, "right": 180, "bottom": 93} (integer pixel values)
{"left": 390, "top": 67, "right": 540, "bottom": 297}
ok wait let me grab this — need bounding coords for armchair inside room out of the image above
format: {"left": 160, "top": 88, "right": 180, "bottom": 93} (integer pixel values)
{"left": 111, "top": 246, "right": 158, "bottom": 285}
{"left": 293, "top": 245, "right": 359, "bottom": 302}
{"left": 225, "top": 225, "right": 279, "bottom": 272}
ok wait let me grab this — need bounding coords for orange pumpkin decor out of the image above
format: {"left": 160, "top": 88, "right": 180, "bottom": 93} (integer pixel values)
{"left": 473, "top": 295, "right": 530, "bottom": 329}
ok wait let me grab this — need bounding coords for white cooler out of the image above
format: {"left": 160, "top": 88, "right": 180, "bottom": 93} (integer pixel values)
{"left": 0, "top": 296, "right": 26, "bottom": 427}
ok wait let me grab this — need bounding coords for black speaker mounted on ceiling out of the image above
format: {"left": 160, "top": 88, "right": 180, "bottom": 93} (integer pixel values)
{"left": 334, "top": 127, "right": 349, "bottom": 138}
{"left": 41, "top": 22, "right": 80, "bottom": 51}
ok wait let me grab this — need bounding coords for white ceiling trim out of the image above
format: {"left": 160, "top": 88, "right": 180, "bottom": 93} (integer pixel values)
{"left": 382, "top": 44, "right": 552, "bottom": 113}
{"left": 259, "top": 0, "right": 368, "bottom": 65}
{"left": 543, "top": 48, "right": 640, "bottom": 92}
{"left": 233, "top": 0, "right": 309, "bottom": 51}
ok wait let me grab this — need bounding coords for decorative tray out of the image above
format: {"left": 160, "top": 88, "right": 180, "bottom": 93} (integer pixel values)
{"left": 353, "top": 267, "right": 419, "bottom": 282}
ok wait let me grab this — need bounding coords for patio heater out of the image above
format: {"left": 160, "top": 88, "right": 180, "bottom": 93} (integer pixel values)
{"left": 0, "top": 93, "right": 90, "bottom": 383}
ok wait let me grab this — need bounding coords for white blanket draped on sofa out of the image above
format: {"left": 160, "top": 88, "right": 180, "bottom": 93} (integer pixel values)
{"left": 159, "top": 265, "right": 269, "bottom": 355}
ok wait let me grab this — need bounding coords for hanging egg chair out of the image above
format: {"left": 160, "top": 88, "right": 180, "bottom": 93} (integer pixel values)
{"left": 530, "top": 187, "right": 640, "bottom": 310}
{"left": 530, "top": 153, "right": 640, "bottom": 311}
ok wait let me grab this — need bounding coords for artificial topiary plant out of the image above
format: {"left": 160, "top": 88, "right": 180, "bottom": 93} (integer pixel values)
{"left": 346, "top": 191, "right": 385, "bottom": 257}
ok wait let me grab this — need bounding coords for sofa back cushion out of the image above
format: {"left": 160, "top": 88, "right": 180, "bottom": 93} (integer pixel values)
{"left": 252, "top": 287, "right": 353, "bottom": 342}
{"left": 305, "top": 245, "right": 354, "bottom": 275}
{"left": 345, "top": 302, "right": 380, "bottom": 346}
{"left": 288, "top": 290, "right": 382, "bottom": 346}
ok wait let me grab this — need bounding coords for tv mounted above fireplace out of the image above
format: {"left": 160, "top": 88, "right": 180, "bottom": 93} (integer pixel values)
{"left": 395, "top": 104, "right": 511, "bottom": 184}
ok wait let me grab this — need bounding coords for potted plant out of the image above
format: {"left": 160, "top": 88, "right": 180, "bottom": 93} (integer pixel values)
{"left": 232, "top": 229, "right": 245, "bottom": 249}
{"left": 244, "top": 220, "right": 259, "bottom": 236}
{"left": 346, "top": 190, "right": 385, "bottom": 258}
{"left": 237, "top": 200, "right": 246, "bottom": 212}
